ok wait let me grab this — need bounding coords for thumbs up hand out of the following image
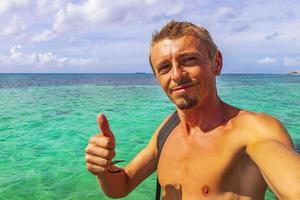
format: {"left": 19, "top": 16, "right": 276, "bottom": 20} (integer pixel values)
{"left": 85, "top": 114, "right": 116, "bottom": 176}
{"left": 97, "top": 114, "right": 115, "bottom": 148}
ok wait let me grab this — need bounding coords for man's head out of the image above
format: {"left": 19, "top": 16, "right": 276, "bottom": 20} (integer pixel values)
{"left": 149, "top": 20, "right": 218, "bottom": 73}
{"left": 149, "top": 20, "right": 222, "bottom": 110}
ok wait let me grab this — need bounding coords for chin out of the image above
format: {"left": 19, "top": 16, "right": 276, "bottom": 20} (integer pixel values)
{"left": 173, "top": 96, "right": 198, "bottom": 110}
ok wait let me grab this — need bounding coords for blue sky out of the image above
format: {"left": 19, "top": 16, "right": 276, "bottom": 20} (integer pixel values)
{"left": 0, "top": 0, "right": 299, "bottom": 73}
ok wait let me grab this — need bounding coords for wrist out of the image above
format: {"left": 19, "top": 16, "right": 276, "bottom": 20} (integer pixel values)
{"left": 96, "top": 160, "right": 125, "bottom": 178}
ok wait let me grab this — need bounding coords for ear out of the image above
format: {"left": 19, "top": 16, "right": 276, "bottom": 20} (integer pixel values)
{"left": 213, "top": 50, "right": 223, "bottom": 76}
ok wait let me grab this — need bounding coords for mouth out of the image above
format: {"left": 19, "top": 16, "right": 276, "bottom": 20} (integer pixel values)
{"left": 171, "top": 83, "right": 194, "bottom": 93}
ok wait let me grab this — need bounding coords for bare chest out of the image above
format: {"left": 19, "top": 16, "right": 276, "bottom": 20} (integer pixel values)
{"left": 157, "top": 127, "right": 265, "bottom": 199}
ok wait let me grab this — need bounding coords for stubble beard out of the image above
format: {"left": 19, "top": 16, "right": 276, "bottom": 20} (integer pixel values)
{"left": 165, "top": 76, "right": 215, "bottom": 110}
{"left": 172, "top": 94, "right": 198, "bottom": 110}
{"left": 168, "top": 78, "right": 200, "bottom": 110}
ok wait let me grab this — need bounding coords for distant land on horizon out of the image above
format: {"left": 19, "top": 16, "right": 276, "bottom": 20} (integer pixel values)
{"left": 287, "top": 70, "right": 300, "bottom": 75}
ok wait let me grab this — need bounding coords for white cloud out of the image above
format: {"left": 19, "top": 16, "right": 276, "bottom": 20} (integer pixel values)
{"left": 36, "top": 0, "right": 65, "bottom": 16}
{"left": 0, "top": 0, "right": 65, "bottom": 38}
{"left": 284, "top": 56, "right": 300, "bottom": 66}
{"left": 257, "top": 57, "right": 277, "bottom": 64}
{"left": 0, "top": 0, "right": 31, "bottom": 16}
{"left": 0, "top": 0, "right": 33, "bottom": 36}
{"left": 0, "top": 14, "right": 27, "bottom": 36}
{"left": 32, "top": 30, "right": 56, "bottom": 42}
{"left": 32, "top": 0, "right": 186, "bottom": 41}
{"left": 208, "top": 6, "right": 237, "bottom": 24}
{"left": 10, "top": 44, "right": 23, "bottom": 59}
{"left": 0, "top": 45, "right": 100, "bottom": 67}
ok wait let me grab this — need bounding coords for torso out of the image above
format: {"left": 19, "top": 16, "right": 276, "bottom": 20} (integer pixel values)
{"left": 157, "top": 110, "right": 267, "bottom": 200}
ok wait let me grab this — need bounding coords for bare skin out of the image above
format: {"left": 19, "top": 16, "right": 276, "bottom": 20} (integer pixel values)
{"left": 85, "top": 35, "right": 300, "bottom": 199}
{"left": 159, "top": 107, "right": 267, "bottom": 200}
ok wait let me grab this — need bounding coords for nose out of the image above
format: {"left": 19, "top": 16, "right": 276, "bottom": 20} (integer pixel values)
{"left": 171, "top": 62, "right": 184, "bottom": 81}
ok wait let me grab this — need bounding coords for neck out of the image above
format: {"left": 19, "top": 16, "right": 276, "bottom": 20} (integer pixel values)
{"left": 177, "top": 93, "right": 226, "bottom": 135}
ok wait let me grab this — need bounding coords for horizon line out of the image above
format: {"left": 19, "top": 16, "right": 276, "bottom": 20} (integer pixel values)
{"left": 0, "top": 72, "right": 292, "bottom": 75}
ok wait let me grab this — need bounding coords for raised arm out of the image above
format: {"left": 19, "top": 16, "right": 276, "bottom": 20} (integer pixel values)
{"left": 246, "top": 113, "right": 300, "bottom": 200}
{"left": 85, "top": 114, "right": 170, "bottom": 198}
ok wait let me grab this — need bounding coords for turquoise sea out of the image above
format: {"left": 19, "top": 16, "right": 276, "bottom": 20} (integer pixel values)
{"left": 0, "top": 73, "right": 299, "bottom": 200}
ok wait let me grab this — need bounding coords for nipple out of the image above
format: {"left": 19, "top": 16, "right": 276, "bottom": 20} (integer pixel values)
{"left": 202, "top": 185, "right": 209, "bottom": 196}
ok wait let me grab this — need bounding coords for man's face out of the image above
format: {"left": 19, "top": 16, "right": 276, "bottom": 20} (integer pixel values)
{"left": 150, "top": 35, "right": 221, "bottom": 110}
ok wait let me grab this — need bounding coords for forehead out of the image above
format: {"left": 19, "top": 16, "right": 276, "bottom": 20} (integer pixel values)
{"left": 150, "top": 35, "right": 207, "bottom": 65}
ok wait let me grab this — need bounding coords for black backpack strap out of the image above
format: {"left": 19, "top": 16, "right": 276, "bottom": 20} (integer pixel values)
{"left": 155, "top": 178, "right": 161, "bottom": 200}
{"left": 155, "top": 111, "right": 180, "bottom": 200}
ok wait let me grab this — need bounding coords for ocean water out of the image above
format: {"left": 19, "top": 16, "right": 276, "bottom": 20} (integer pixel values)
{"left": 0, "top": 73, "right": 299, "bottom": 200}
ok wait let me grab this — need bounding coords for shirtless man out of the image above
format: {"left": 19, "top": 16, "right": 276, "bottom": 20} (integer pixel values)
{"left": 85, "top": 21, "right": 300, "bottom": 199}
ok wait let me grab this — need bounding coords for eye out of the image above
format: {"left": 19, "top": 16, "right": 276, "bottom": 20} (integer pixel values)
{"left": 181, "top": 56, "right": 198, "bottom": 65}
{"left": 157, "top": 64, "right": 171, "bottom": 75}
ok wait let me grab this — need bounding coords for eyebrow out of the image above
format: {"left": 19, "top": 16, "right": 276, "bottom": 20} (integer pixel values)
{"left": 178, "top": 52, "right": 201, "bottom": 58}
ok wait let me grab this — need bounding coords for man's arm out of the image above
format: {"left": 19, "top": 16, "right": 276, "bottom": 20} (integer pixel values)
{"left": 246, "top": 113, "right": 300, "bottom": 200}
{"left": 96, "top": 127, "right": 160, "bottom": 198}
{"left": 96, "top": 136, "right": 158, "bottom": 198}
{"left": 86, "top": 114, "right": 171, "bottom": 198}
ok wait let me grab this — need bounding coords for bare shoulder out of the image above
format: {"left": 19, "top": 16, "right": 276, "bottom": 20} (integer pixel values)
{"left": 234, "top": 110, "right": 294, "bottom": 148}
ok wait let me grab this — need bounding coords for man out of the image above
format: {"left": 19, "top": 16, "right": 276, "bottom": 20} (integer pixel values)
{"left": 85, "top": 20, "right": 300, "bottom": 199}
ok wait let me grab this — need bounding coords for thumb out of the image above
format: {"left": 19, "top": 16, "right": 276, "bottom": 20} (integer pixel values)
{"left": 97, "top": 114, "right": 115, "bottom": 140}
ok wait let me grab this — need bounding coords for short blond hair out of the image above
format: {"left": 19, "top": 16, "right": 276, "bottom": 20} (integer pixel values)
{"left": 150, "top": 20, "right": 218, "bottom": 72}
